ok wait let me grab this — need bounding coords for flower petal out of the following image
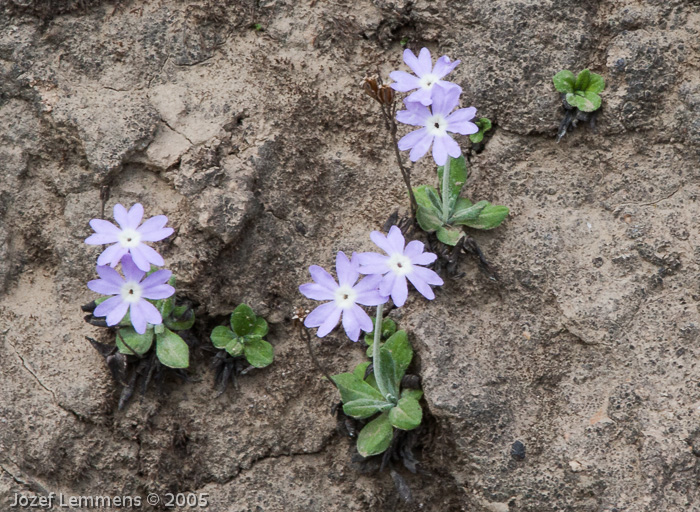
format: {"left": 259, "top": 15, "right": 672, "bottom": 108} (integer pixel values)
{"left": 390, "top": 275, "right": 409, "bottom": 307}
{"left": 96, "top": 244, "right": 128, "bottom": 268}
{"left": 94, "top": 295, "right": 123, "bottom": 318}
{"left": 408, "top": 131, "right": 434, "bottom": 162}
{"left": 300, "top": 283, "right": 336, "bottom": 301}
{"left": 416, "top": 47, "right": 432, "bottom": 77}
{"left": 404, "top": 240, "right": 425, "bottom": 259}
{"left": 305, "top": 302, "right": 342, "bottom": 338}
{"left": 86, "top": 219, "right": 121, "bottom": 244}
{"left": 129, "top": 302, "right": 148, "bottom": 334}
{"left": 336, "top": 251, "right": 359, "bottom": 288}
{"left": 113, "top": 204, "right": 129, "bottom": 230}
{"left": 412, "top": 265, "right": 444, "bottom": 286}
{"left": 379, "top": 272, "right": 396, "bottom": 298}
{"left": 126, "top": 203, "right": 144, "bottom": 230}
{"left": 430, "top": 83, "right": 461, "bottom": 117}
{"left": 403, "top": 48, "right": 428, "bottom": 77}
{"left": 406, "top": 272, "right": 435, "bottom": 300}
{"left": 386, "top": 226, "right": 406, "bottom": 254}
{"left": 432, "top": 56, "right": 460, "bottom": 78}
{"left": 446, "top": 108, "right": 479, "bottom": 135}
{"left": 396, "top": 103, "right": 431, "bottom": 126}
{"left": 389, "top": 70, "right": 421, "bottom": 92}
{"left": 132, "top": 244, "right": 165, "bottom": 270}
{"left": 132, "top": 300, "right": 162, "bottom": 330}
{"left": 96, "top": 264, "right": 125, "bottom": 287}
{"left": 341, "top": 306, "right": 362, "bottom": 342}
{"left": 356, "top": 252, "right": 390, "bottom": 275}
{"left": 137, "top": 215, "right": 173, "bottom": 242}
{"left": 142, "top": 284, "right": 175, "bottom": 300}
{"left": 309, "top": 265, "right": 338, "bottom": 291}
{"left": 128, "top": 245, "right": 152, "bottom": 272}
{"left": 433, "top": 135, "right": 461, "bottom": 166}
{"left": 411, "top": 252, "right": 438, "bottom": 265}
{"left": 405, "top": 87, "right": 434, "bottom": 106}
{"left": 106, "top": 299, "right": 130, "bottom": 327}
{"left": 398, "top": 127, "right": 430, "bottom": 152}
{"left": 369, "top": 231, "right": 394, "bottom": 255}
{"left": 140, "top": 269, "right": 172, "bottom": 289}
{"left": 120, "top": 254, "right": 145, "bottom": 283}
{"left": 355, "top": 288, "right": 388, "bottom": 307}
{"left": 87, "top": 277, "right": 122, "bottom": 296}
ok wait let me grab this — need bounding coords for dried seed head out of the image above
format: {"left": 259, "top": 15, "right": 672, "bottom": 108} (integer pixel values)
{"left": 362, "top": 76, "right": 380, "bottom": 100}
{"left": 378, "top": 85, "right": 394, "bottom": 105}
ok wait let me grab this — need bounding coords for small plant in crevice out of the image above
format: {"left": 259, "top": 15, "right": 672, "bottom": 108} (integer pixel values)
{"left": 299, "top": 226, "right": 442, "bottom": 501}
{"left": 82, "top": 203, "right": 195, "bottom": 409}
{"left": 209, "top": 304, "right": 274, "bottom": 395}
{"left": 553, "top": 68, "right": 605, "bottom": 141}
{"left": 364, "top": 47, "right": 509, "bottom": 274}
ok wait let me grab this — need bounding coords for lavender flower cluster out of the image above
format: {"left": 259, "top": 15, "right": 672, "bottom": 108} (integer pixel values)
{"left": 299, "top": 226, "right": 443, "bottom": 341}
{"left": 391, "top": 48, "right": 478, "bottom": 166}
{"left": 85, "top": 204, "right": 175, "bottom": 334}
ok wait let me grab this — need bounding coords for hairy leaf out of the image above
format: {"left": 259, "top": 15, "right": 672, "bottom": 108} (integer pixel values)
{"left": 343, "top": 398, "right": 393, "bottom": 419}
{"left": 211, "top": 326, "right": 235, "bottom": 349}
{"left": 460, "top": 204, "right": 509, "bottom": 230}
{"left": 388, "top": 396, "right": 423, "bottom": 430}
{"left": 156, "top": 328, "right": 189, "bottom": 368}
{"left": 553, "top": 70, "right": 575, "bottom": 93}
{"left": 243, "top": 338, "right": 274, "bottom": 368}
{"left": 357, "top": 411, "right": 393, "bottom": 457}
{"left": 231, "top": 304, "right": 257, "bottom": 336}
{"left": 331, "top": 373, "right": 385, "bottom": 403}
{"left": 116, "top": 327, "right": 154, "bottom": 356}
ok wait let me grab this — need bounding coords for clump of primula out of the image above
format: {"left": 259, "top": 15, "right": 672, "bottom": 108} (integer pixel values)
{"left": 300, "top": 226, "right": 441, "bottom": 468}
{"left": 83, "top": 203, "right": 194, "bottom": 408}
{"left": 552, "top": 68, "right": 605, "bottom": 141}
{"left": 389, "top": 48, "right": 510, "bottom": 246}
{"left": 210, "top": 304, "right": 274, "bottom": 368}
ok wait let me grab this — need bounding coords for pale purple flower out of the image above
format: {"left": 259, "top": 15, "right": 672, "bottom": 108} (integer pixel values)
{"left": 299, "top": 251, "right": 387, "bottom": 342}
{"left": 85, "top": 203, "right": 174, "bottom": 272}
{"left": 357, "top": 226, "right": 444, "bottom": 308}
{"left": 87, "top": 254, "right": 175, "bottom": 334}
{"left": 396, "top": 83, "right": 479, "bottom": 166}
{"left": 390, "top": 47, "right": 461, "bottom": 106}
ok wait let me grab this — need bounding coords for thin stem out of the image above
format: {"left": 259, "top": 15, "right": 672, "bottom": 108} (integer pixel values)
{"left": 441, "top": 156, "right": 451, "bottom": 222}
{"left": 372, "top": 303, "right": 391, "bottom": 400}
{"left": 380, "top": 103, "right": 417, "bottom": 217}
{"left": 301, "top": 326, "right": 337, "bottom": 389}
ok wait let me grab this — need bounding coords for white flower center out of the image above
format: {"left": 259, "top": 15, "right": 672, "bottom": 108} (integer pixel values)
{"left": 388, "top": 253, "right": 413, "bottom": 276}
{"left": 426, "top": 113, "right": 448, "bottom": 137}
{"left": 419, "top": 73, "right": 439, "bottom": 90}
{"left": 120, "top": 281, "right": 143, "bottom": 304}
{"left": 118, "top": 228, "right": 141, "bottom": 248}
{"left": 334, "top": 285, "right": 357, "bottom": 310}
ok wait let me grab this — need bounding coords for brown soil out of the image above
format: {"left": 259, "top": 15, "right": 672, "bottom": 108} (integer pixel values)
{"left": 1, "top": 1, "right": 700, "bottom": 511}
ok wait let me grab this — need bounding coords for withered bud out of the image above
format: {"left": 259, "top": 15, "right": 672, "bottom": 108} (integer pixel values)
{"left": 362, "top": 76, "right": 395, "bottom": 105}
{"left": 362, "top": 76, "right": 380, "bottom": 100}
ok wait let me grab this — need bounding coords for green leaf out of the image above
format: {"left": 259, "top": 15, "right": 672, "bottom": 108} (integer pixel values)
{"left": 158, "top": 296, "right": 175, "bottom": 320}
{"left": 478, "top": 117, "right": 492, "bottom": 131}
{"left": 116, "top": 327, "right": 154, "bottom": 356}
{"left": 449, "top": 200, "right": 489, "bottom": 225}
{"left": 226, "top": 339, "right": 244, "bottom": 357}
{"left": 211, "top": 326, "right": 236, "bottom": 349}
{"left": 460, "top": 204, "right": 510, "bottom": 230}
{"left": 552, "top": 70, "right": 575, "bottom": 93}
{"left": 567, "top": 90, "right": 602, "bottom": 112}
{"left": 353, "top": 361, "right": 371, "bottom": 381}
{"left": 331, "top": 373, "right": 385, "bottom": 403}
{"left": 454, "top": 197, "right": 472, "bottom": 210}
{"left": 437, "top": 155, "right": 468, "bottom": 213}
{"left": 156, "top": 328, "right": 190, "bottom": 368}
{"left": 243, "top": 338, "right": 274, "bottom": 368}
{"left": 165, "top": 305, "right": 195, "bottom": 331}
{"left": 364, "top": 318, "right": 397, "bottom": 348}
{"left": 586, "top": 72, "right": 605, "bottom": 93}
{"left": 376, "top": 348, "right": 399, "bottom": 401}
{"left": 574, "top": 69, "right": 591, "bottom": 92}
{"left": 343, "top": 398, "right": 394, "bottom": 419}
{"left": 231, "top": 304, "right": 257, "bottom": 336}
{"left": 413, "top": 185, "right": 439, "bottom": 210}
{"left": 437, "top": 225, "right": 463, "bottom": 246}
{"left": 388, "top": 396, "right": 423, "bottom": 430}
{"left": 356, "top": 411, "right": 393, "bottom": 457}
{"left": 401, "top": 388, "right": 423, "bottom": 401}
{"left": 416, "top": 205, "right": 443, "bottom": 232}
{"left": 382, "top": 330, "right": 412, "bottom": 384}
{"left": 469, "top": 131, "right": 485, "bottom": 144}
{"left": 251, "top": 317, "right": 269, "bottom": 337}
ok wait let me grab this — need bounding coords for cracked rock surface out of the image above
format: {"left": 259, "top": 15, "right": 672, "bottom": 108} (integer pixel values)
{"left": 1, "top": 0, "right": 700, "bottom": 511}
